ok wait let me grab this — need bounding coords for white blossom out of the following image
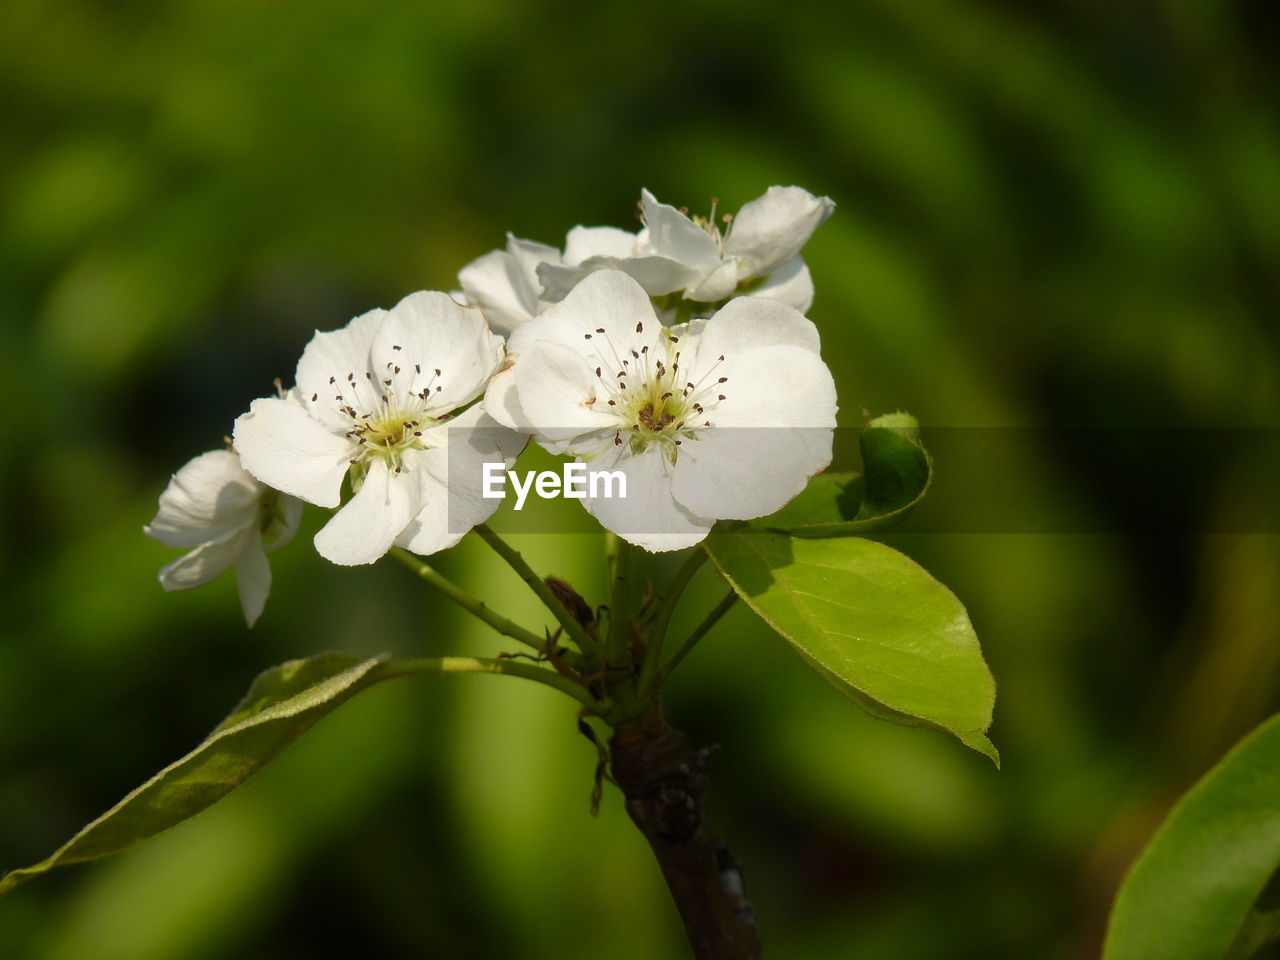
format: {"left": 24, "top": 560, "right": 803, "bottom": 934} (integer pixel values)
{"left": 145, "top": 448, "right": 302, "bottom": 627}
{"left": 537, "top": 186, "right": 834, "bottom": 316}
{"left": 232, "top": 292, "right": 524, "bottom": 566}
{"left": 485, "top": 270, "right": 837, "bottom": 551}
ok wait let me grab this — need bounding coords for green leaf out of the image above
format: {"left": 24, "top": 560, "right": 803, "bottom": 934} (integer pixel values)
{"left": 703, "top": 532, "right": 997, "bottom": 763}
{"left": 0, "top": 652, "right": 390, "bottom": 894}
{"left": 754, "top": 413, "right": 931, "bottom": 537}
{"left": 1103, "top": 712, "right": 1280, "bottom": 960}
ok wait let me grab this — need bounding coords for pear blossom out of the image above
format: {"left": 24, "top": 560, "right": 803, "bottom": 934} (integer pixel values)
{"left": 232, "top": 291, "right": 524, "bottom": 566}
{"left": 145, "top": 448, "right": 302, "bottom": 627}
{"left": 536, "top": 186, "right": 834, "bottom": 315}
{"left": 485, "top": 270, "right": 837, "bottom": 551}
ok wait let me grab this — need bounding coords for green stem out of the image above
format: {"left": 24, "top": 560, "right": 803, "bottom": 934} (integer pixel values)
{"left": 659, "top": 590, "right": 738, "bottom": 683}
{"left": 391, "top": 548, "right": 545, "bottom": 652}
{"left": 639, "top": 547, "right": 708, "bottom": 695}
{"left": 473, "top": 524, "right": 596, "bottom": 656}
{"left": 607, "top": 534, "right": 633, "bottom": 665}
{"left": 380, "top": 656, "right": 597, "bottom": 710}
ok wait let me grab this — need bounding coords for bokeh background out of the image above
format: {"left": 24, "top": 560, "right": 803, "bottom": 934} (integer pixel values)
{"left": 3, "top": 1, "right": 1279, "bottom": 958}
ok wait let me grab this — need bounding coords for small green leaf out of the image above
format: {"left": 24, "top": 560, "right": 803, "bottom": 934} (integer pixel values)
{"left": 0, "top": 652, "right": 389, "bottom": 894}
{"left": 754, "top": 413, "right": 931, "bottom": 537}
{"left": 704, "top": 532, "right": 997, "bottom": 762}
{"left": 1103, "top": 712, "right": 1280, "bottom": 960}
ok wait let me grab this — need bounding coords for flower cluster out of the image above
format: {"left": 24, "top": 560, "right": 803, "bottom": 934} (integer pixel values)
{"left": 459, "top": 186, "right": 834, "bottom": 330}
{"left": 148, "top": 185, "right": 838, "bottom": 622}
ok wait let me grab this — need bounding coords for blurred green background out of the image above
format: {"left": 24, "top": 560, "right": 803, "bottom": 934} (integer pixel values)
{"left": 2, "top": 1, "right": 1279, "bottom": 957}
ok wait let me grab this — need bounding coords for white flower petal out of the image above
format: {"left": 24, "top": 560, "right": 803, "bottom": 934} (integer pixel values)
{"left": 506, "top": 234, "right": 561, "bottom": 284}
{"left": 640, "top": 188, "right": 720, "bottom": 273}
{"left": 393, "top": 470, "right": 464, "bottom": 557}
{"left": 145, "top": 449, "right": 259, "bottom": 548}
{"left": 505, "top": 270, "right": 663, "bottom": 388}
{"left": 690, "top": 297, "right": 823, "bottom": 367}
{"left": 439, "top": 402, "right": 529, "bottom": 463}
{"left": 313, "top": 459, "right": 422, "bottom": 565}
{"left": 540, "top": 268, "right": 663, "bottom": 350}
{"left": 295, "top": 308, "right": 386, "bottom": 432}
{"left": 396, "top": 410, "right": 518, "bottom": 556}
{"left": 537, "top": 255, "right": 699, "bottom": 301}
{"left": 374, "top": 291, "right": 503, "bottom": 413}
{"left": 725, "top": 186, "right": 835, "bottom": 276}
{"left": 564, "top": 226, "right": 637, "bottom": 264}
{"left": 264, "top": 493, "right": 304, "bottom": 554}
{"left": 751, "top": 256, "right": 814, "bottom": 313}
{"left": 671, "top": 419, "right": 828, "bottom": 520}
{"left": 514, "top": 341, "right": 620, "bottom": 442}
{"left": 234, "top": 535, "right": 271, "bottom": 627}
{"left": 686, "top": 259, "right": 740, "bottom": 303}
{"left": 233, "top": 396, "right": 354, "bottom": 508}
{"left": 457, "top": 248, "right": 537, "bottom": 335}
{"left": 706, "top": 345, "right": 837, "bottom": 432}
{"left": 584, "top": 442, "right": 714, "bottom": 552}
{"left": 482, "top": 357, "right": 526, "bottom": 430}
{"left": 158, "top": 528, "right": 252, "bottom": 591}
{"left": 457, "top": 234, "right": 559, "bottom": 336}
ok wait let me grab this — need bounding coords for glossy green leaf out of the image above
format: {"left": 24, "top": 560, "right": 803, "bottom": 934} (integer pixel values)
{"left": 755, "top": 413, "right": 931, "bottom": 537}
{"left": 1103, "top": 712, "right": 1280, "bottom": 960}
{"left": 704, "top": 531, "right": 997, "bottom": 763}
{"left": 0, "top": 652, "right": 390, "bottom": 894}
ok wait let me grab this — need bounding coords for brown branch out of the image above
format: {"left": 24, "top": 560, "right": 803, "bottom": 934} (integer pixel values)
{"left": 610, "top": 712, "right": 761, "bottom": 959}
